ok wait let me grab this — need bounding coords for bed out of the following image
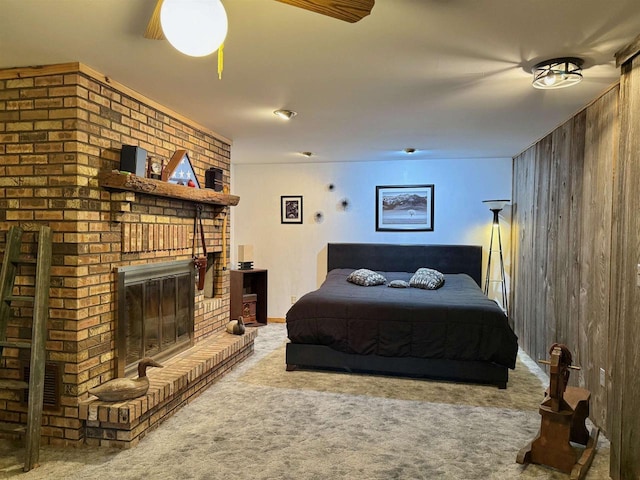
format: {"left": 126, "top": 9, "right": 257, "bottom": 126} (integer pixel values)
{"left": 285, "top": 243, "right": 518, "bottom": 388}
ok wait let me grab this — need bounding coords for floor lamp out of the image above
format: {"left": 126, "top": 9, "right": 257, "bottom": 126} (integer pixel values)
{"left": 483, "top": 199, "right": 509, "bottom": 314}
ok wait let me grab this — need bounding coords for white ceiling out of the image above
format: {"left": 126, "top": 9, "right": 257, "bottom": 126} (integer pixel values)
{"left": 1, "top": 0, "right": 639, "bottom": 165}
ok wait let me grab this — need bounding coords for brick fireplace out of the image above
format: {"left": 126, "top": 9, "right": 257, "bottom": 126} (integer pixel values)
{"left": 0, "top": 63, "right": 255, "bottom": 447}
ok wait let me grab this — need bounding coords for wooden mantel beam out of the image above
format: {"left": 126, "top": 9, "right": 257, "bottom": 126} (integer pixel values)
{"left": 98, "top": 171, "right": 240, "bottom": 207}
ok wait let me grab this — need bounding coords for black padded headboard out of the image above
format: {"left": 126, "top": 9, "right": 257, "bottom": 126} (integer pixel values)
{"left": 327, "top": 243, "right": 483, "bottom": 287}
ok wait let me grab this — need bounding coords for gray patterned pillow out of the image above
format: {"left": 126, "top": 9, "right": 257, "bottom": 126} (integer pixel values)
{"left": 347, "top": 269, "right": 386, "bottom": 286}
{"left": 409, "top": 268, "right": 445, "bottom": 290}
{"left": 388, "top": 280, "right": 410, "bottom": 288}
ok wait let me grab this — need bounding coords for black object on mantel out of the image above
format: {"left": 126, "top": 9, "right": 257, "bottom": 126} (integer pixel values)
{"left": 205, "top": 167, "right": 224, "bottom": 192}
{"left": 238, "top": 261, "right": 254, "bottom": 270}
{"left": 120, "top": 145, "right": 147, "bottom": 177}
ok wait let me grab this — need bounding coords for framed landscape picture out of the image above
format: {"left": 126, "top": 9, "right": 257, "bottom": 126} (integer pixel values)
{"left": 375, "top": 184, "right": 434, "bottom": 232}
{"left": 281, "top": 195, "right": 303, "bottom": 224}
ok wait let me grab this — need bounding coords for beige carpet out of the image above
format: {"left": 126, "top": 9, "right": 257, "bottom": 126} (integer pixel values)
{"left": 238, "top": 343, "right": 611, "bottom": 479}
{"left": 0, "top": 324, "right": 611, "bottom": 479}
{"left": 240, "top": 346, "right": 544, "bottom": 412}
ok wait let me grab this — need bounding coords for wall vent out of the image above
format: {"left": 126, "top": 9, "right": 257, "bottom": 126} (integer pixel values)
{"left": 22, "top": 362, "right": 61, "bottom": 410}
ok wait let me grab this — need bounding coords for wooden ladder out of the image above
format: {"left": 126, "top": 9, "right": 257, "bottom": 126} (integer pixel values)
{"left": 0, "top": 226, "right": 52, "bottom": 472}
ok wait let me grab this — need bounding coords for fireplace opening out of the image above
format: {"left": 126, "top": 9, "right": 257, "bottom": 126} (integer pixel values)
{"left": 117, "top": 260, "right": 195, "bottom": 377}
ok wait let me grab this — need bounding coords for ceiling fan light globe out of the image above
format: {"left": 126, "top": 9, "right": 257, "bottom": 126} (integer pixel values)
{"left": 161, "top": 0, "right": 228, "bottom": 57}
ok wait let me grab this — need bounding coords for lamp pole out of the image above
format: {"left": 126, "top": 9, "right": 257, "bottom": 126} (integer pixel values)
{"left": 483, "top": 200, "right": 509, "bottom": 314}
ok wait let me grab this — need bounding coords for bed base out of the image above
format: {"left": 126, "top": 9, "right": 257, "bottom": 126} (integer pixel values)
{"left": 285, "top": 343, "right": 508, "bottom": 389}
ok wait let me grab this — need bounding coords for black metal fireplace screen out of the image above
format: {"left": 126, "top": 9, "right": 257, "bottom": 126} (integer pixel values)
{"left": 116, "top": 261, "right": 195, "bottom": 377}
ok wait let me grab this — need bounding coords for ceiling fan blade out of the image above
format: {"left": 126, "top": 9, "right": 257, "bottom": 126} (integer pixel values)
{"left": 144, "top": 0, "right": 165, "bottom": 40}
{"left": 274, "top": 0, "right": 375, "bottom": 23}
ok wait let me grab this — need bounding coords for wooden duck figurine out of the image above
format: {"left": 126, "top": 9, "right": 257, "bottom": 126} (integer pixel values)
{"left": 88, "top": 357, "right": 163, "bottom": 402}
{"left": 226, "top": 316, "right": 246, "bottom": 335}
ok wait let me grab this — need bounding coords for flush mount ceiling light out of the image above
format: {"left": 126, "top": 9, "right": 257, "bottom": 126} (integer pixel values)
{"left": 532, "top": 57, "right": 583, "bottom": 90}
{"left": 301, "top": 151, "right": 313, "bottom": 158}
{"left": 160, "top": 0, "right": 228, "bottom": 57}
{"left": 273, "top": 109, "right": 297, "bottom": 120}
{"left": 403, "top": 148, "right": 416, "bottom": 154}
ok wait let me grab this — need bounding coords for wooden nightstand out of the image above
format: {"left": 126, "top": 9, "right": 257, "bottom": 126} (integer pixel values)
{"left": 230, "top": 269, "right": 267, "bottom": 325}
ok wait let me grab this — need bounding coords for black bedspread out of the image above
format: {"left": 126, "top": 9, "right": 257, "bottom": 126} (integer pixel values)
{"left": 286, "top": 269, "right": 518, "bottom": 369}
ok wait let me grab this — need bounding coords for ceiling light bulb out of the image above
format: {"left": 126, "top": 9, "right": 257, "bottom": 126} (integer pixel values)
{"left": 274, "top": 109, "right": 297, "bottom": 120}
{"left": 543, "top": 73, "right": 558, "bottom": 86}
{"left": 161, "top": 0, "right": 228, "bottom": 57}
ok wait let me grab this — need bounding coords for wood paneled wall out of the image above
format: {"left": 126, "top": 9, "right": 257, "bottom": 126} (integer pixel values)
{"left": 511, "top": 86, "right": 617, "bottom": 432}
{"left": 609, "top": 52, "right": 640, "bottom": 480}
{"left": 512, "top": 48, "right": 640, "bottom": 478}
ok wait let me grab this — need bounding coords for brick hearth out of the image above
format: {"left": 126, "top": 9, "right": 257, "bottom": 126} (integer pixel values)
{"left": 79, "top": 328, "right": 257, "bottom": 448}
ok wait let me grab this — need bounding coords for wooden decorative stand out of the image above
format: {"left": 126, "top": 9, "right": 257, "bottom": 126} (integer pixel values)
{"left": 517, "top": 344, "right": 599, "bottom": 480}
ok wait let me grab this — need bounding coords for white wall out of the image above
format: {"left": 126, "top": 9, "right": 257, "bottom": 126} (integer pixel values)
{"left": 231, "top": 158, "right": 511, "bottom": 318}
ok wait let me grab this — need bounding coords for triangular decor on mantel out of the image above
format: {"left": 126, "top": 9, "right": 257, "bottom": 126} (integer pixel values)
{"left": 162, "top": 149, "right": 201, "bottom": 188}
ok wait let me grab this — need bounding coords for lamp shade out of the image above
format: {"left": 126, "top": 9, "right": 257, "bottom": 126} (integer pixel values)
{"left": 161, "top": 0, "right": 228, "bottom": 57}
{"left": 237, "top": 245, "right": 254, "bottom": 263}
{"left": 483, "top": 199, "right": 510, "bottom": 211}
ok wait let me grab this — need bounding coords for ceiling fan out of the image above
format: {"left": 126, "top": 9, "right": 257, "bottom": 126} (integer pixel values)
{"left": 144, "top": 0, "right": 375, "bottom": 40}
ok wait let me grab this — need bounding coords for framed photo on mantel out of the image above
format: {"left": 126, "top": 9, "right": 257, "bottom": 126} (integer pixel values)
{"left": 375, "top": 184, "right": 434, "bottom": 232}
{"left": 281, "top": 195, "right": 303, "bottom": 224}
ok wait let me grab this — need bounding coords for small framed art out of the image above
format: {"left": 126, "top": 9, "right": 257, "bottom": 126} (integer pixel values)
{"left": 375, "top": 184, "right": 434, "bottom": 232}
{"left": 281, "top": 195, "right": 303, "bottom": 224}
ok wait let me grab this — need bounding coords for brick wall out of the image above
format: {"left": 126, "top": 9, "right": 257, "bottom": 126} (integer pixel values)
{"left": 0, "top": 63, "right": 233, "bottom": 446}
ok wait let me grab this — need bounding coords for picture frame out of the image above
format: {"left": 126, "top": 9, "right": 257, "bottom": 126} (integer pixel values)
{"left": 375, "top": 184, "right": 434, "bottom": 232}
{"left": 281, "top": 195, "right": 303, "bottom": 224}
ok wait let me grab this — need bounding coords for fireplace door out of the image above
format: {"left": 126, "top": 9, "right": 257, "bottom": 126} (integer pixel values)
{"left": 117, "top": 261, "right": 195, "bottom": 377}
